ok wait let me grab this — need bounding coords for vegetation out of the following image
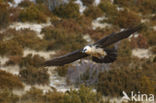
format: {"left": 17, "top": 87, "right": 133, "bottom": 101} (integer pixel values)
{"left": 0, "top": 89, "right": 19, "bottom": 103}
{"left": 99, "top": 0, "right": 118, "bottom": 16}
{"left": 0, "top": 70, "right": 23, "bottom": 89}
{"left": 53, "top": 1, "right": 80, "bottom": 19}
{"left": 18, "top": 0, "right": 34, "bottom": 8}
{"left": 81, "top": 0, "right": 94, "bottom": 6}
{"left": 56, "top": 64, "right": 71, "bottom": 77}
{"left": 0, "top": 2, "right": 10, "bottom": 28}
{"left": 97, "top": 61, "right": 156, "bottom": 96}
{"left": 12, "top": 29, "right": 48, "bottom": 50}
{"left": 142, "top": 29, "right": 156, "bottom": 46}
{"left": 19, "top": 54, "right": 45, "bottom": 68}
{"left": 114, "top": 0, "right": 156, "bottom": 14}
{"left": 19, "top": 66, "right": 49, "bottom": 85}
{"left": 42, "top": 26, "right": 86, "bottom": 51}
{"left": 84, "top": 5, "right": 103, "bottom": 19}
{"left": 0, "top": 85, "right": 104, "bottom": 103}
{"left": 0, "top": 40, "right": 23, "bottom": 56}
{"left": 0, "top": 0, "right": 155, "bottom": 102}
{"left": 19, "top": 4, "right": 47, "bottom": 23}
{"left": 108, "top": 9, "right": 141, "bottom": 28}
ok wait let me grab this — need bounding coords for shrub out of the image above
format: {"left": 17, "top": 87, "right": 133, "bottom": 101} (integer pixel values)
{"left": 54, "top": 19, "right": 83, "bottom": 33}
{"left": 19, "top": 4, "right": 47, "bottom": 23}
{"left": 36, "top": 0, "right": 44, "bottom": 4}
{"left": 151, "top": 46, "right": 156, "bottom": 54}
{"left": 53, "top": 1, "right": 80, "bottom": 19}
{"left": 84, "top": 6, "right": 103, "bottom": 19}
{"left": 13, "top": 29, "right": 48, "bottom": 50}
{"left": 42, "top": 26, "right": 86, "bottom": 51}
{"left": 19, "top": 66, "right": 49, "bottom": 85}
{"left": 97, "top": 61, "right": 156, "bottom": 96}
{"left": 136, "top": 0, "right": 156, "bottom": 14}
{"left": 9, "top": 7, "right": 21, "bottom": 22}
{"left": 5, "top": 55, "right": 22, "bottom": 66}
{"left": 64, "top": 85, "right": 103, "bottom": 103}
{"left": 0, "top": 70, "right": 23, "bottom": 89}
{"left": 81, "top": 0, "right": 94, "bottom": 6}
{"left": 19, "top": 54, "right": 45, "bottom": 68}
{"left": 142, "top": 29, "right": 156, "bottom": 46}
{"left": 114, "top": 0, "right": 156, "bottom": 14}
{"left": 114, "top": 0, "right": 134, "bottom": 7}
{"left": 130, "top": 34, "right": 148, "bottom": 49}
{"left": 0, "top": 3, "right": 10, "bottom": 28}
{"left": 0, "top": 89, "right": 19, "bottom": 103}
{"left": 108, "top": 9, "right": 141, "bottom": 28}
{"left": 0, "top": 40, "right": 23, "bottom": 56}
{"left": 118, "top": 40, "right": 132, "bottom": 57}
{"left": 21, "top": 87, "right": 44, "bottom": 102}
{"left": 18, "top": 0, "right": 34, "bottom": 8}
{"left": 56, "top": 64, "right": 71, "bottom": 77}
{"left": 44, "top": 91, "right": 64, "bottom": 103}
{"left": 99, "top": 0, "right": 118, "bottom": 16}
{"left": 88, "top": 26, "right": 119, "bottom": 41}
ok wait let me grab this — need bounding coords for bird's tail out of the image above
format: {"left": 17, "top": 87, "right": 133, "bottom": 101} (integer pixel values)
{"left": 92, "top": 48, "right": 117, "bottom": 63}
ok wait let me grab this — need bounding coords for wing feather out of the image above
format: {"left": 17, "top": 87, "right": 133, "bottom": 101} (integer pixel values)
{"left": 43, "top": 49, "right": 88, "bottom": 66}
{"left": 94, "top": 24, "right": 143, "bottom": 47}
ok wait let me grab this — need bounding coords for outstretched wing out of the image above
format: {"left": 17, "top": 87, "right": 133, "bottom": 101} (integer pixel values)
{"left": 94, "top": 24, "right": 143, "bottom": 47}
{"left": 43, "top": 49, "right": 88, "bottom": 66}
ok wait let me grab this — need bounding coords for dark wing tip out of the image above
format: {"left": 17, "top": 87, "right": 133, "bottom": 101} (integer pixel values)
{"left": 131, "top": 23, "right": 144, "bottom": 31}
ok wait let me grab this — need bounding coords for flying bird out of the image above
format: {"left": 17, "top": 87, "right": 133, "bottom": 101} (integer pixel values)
{"left": 44, "top": 25, "right": 143, "bottom": 66}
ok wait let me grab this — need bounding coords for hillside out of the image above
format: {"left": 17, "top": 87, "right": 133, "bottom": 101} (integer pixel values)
{"left": 0, "top": 0, "right": 155, "bottom": 103}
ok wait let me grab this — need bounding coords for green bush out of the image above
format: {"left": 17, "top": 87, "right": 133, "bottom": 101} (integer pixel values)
{"left": 130, "top": 34, "right": 148, "bottom": 49}
{"left": 56, "top": 64, "right": 71, "bottom": 77}
{"left": 19, "top": 66, "right": 49, "bottom": 85}
{"left": 99, "top": 0, "right": 118, "bottom": 16}
{"left": 114, "top": 0, "right": 156, "bottom": 14}
{"left": 118, "top": 40, "right": 132, "bottom": 57}
{"left": 19, "top": 54, "right": 45, "bottom": 68}
{"left": 97, "top": 61, "right": 156, "bottom": 96}
{"left": 151, "top": 46, "right": 156, "bottom": 54}
{"left": 42, "top": 26, "right": 86, "bottom": 51}
{"left": 81, "top": 0, "right": 94, "bottom": 6}
{"left": 84, "top": 6, "right": 103, "bottom": 19}
{"left": 0, "top": 3, "right": 10, "bottom": 28}
{"left": 0, "top": 40, "right": 23, "bottom": 56}
{"left": 114, "top": 0, "right": 135, "bottom": 7}
{"left": 0, "top": 89, "right": 19, "bottom": 103}
{"left": 142, "top": 29, "right": 156, "bottom": 46}
{"left": 108, "top": 9, "right": 141, "bottom": 28}
{"left": 54, "top": 19, "right": 83, "bottom": 33}
{"left": 21, "top": 87, "right": 44, "bottom": 102}
{"left": 12, "top": 29, "right": 48, "bottom": 50}
{"left": 53, "top": 1, "right": 80, "bottom": 19}
{"left": 19, "top": 4, "right": 47, "bottom": 23}
{"left": 18, "top": 0, "right": 34, "bottom": 8}
{"left": 64, "top": 85, "right": 102, "bottom": 103}
{"left": 36, "top": 0, "right": 44, "bottom": 4}
{"left": 0, "top": 70, "right": 23, "bottom": 89}
{"left": 5, "top": 56, "right": 22, "bottom": 66}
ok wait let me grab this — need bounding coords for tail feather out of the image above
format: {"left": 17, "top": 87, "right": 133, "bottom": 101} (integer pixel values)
{"left": 92, "top": 48, "right": 117, "bottom": 63}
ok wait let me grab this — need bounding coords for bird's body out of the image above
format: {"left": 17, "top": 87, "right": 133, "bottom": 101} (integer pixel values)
{"left": 43, "top": 24, "right": 143, "bottom": 66}
{"left": 82, "top": 45, "right": 107, "bottom": 58}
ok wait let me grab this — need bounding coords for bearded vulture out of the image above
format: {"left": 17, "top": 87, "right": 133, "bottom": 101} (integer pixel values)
{"left": 43, "top": 25, "right": 143, "bottom": 66}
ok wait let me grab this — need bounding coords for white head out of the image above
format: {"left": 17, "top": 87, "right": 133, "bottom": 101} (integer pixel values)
{"left": 82, "top": 45, "right": 92, "bottom": 54}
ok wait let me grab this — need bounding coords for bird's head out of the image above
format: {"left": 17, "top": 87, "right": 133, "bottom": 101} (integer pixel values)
{"left": 82, "top": 45, "right": 92, "bottom": 54}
